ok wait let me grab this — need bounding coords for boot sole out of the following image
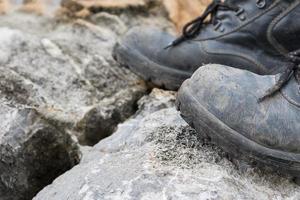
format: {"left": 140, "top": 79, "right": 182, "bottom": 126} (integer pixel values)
{"left": 176, "top": 82, "right": 300, "bottom": 183}
{"left": 113, "top": 43, "right": 192, "bottom": 91}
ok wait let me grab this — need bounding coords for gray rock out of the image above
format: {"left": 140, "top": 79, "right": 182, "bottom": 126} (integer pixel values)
{"left": 0, "top": 101, "right": 80, "bottom": 200}
{"left": 34, "top": 89, "right": 300, "bottom": 200}
{"left": 0, "top": 9, "right": 171, "bottom": 199}
{"left": 0, "top": 14, "right": 147, "bottom": 145}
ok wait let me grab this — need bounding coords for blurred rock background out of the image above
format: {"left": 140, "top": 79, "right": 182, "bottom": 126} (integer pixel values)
{"left": 1, "top": 0, "right": 210, "bottom": 30}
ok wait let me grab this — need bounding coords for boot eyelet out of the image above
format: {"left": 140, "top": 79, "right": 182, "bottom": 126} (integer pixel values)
{"left": 235, "top": 8, "right": 246, "bottom": 21}
{"left": 256, "top": 0, "right": 266, "bottom": 9}
{"left": 214, "top": 21, "right": 221, "bottom": 29}
{"left": 214, "top": 20, "right": 224, "bottom": 32}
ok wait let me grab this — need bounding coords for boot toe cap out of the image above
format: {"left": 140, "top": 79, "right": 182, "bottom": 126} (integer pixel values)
{"left": 179, "top": 64, "right": 300, "bottom": 154}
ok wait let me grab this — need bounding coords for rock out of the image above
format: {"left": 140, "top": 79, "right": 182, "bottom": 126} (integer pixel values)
{"left": 0, "top": 0, "right": 9, "bottom": 14}
{"left": 81, "top": 88, "right": 176, "bottom": 162}
{"left": 64, "top": 0, "right": 149, "bottom": 9}
{"left": 0, "top": 100, "right": 80, "bottom": 200}
{"left": 59, "top": 0, "right": 212, "bottom": 32}
{"left": 59, "top": 0, "right": 158, "bottom": 19}
{"left": 19, "top": 0, "right": 44, "bottom": 15}
{"left": 0, "top": 12, "right": 148, "bottom": 145}
{"left": 34, "top": 89, "right": 300, "bottom": 200}
{"left": 0, "top": 8, "right": 170, "bottom": 199}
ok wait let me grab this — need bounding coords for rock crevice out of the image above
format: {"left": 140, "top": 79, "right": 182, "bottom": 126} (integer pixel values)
{"left": 34, "top": 89, "right": 300, "bottom": 200}
{"left": 0, "top": 7, "right": 171, "bottom": 199}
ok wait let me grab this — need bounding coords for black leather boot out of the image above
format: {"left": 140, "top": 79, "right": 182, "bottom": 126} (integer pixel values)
{"left": 113, "top": 0, "right": 300, "bottom": 90}
{"left": 176, "top": 49, "right": 300, "bottom": 182}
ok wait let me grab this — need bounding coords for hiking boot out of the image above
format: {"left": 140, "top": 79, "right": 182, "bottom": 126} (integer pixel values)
{"left": 176, "top": 49, "right": 300, "bottom": 181}
{"left": 113, "top": 0, "right": 300, "bottom": 90}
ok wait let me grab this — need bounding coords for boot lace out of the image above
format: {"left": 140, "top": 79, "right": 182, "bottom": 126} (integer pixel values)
{"left": 259, "top": 50, "right": 300, "bottom": 102}
{"left": 165, "top": 0, "right": 241, "bottom": 49}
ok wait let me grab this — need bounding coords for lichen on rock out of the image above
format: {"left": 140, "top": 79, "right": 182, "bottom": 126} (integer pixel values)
{"left": 0, "top": 101, "right": 80, "bottom": 200}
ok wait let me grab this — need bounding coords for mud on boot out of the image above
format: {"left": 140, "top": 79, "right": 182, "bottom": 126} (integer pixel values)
{"left": 176, "top": 62, "right": 300, "bottom": 185}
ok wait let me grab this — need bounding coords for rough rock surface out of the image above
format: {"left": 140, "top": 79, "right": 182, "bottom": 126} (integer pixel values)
{"left": 59, "top": 0, "right": 212, "bottom": 31}
{"left": 35, "top": 89, "right": 300, "bottom": 200}
{"left": 0, "top": 14, "right": 146, "bottom": 146}
{"left": 58, "top": 0, "right": 162, "bottom": 20}
{"left": 0, "top": 8, "right": 171, "bottom": 200}
{"left": 0, "top": 102, "right": 80, "bottom": 200}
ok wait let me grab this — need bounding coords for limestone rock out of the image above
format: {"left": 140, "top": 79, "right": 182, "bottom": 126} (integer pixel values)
{"left": 0, "top": 9, "right": 170, "bottom": 199}
{"left": 58, "top": 0, "right": 158, "bottom": 19}
{"left": 0, "top": 0, "right": 9, "bottom": 14}
{"left": 34, "top": 89, "right": 300, "bottom": 200}
{"left": 65, "top": 0, "right": 148, "bottom": 9}
{"left": 19, "top": 0, "right": 44, "bottom": 15}
{"left": 0, "top": 101, "right": 80, "bottom": 200}
{"left": 59, "top": 0, "right": 211, "bottom": 32}
{"left": 0, "top": 13, "right": 147, "bottom": 145}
